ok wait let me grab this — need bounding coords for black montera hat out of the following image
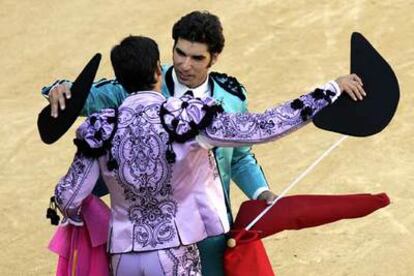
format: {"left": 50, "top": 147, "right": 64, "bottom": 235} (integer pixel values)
{"left": 37, "top": 53, "right": 101, "bottom": 144}
{"left": 313, "top": 32, "right": 399, "bottom": 136}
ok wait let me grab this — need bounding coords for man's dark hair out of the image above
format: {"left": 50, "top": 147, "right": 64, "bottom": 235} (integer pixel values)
{"left": 110, "top": 35, "right": 160, "bottom": 93}
{"left": 172, "top": 11, "right": 225, "bottom": 54}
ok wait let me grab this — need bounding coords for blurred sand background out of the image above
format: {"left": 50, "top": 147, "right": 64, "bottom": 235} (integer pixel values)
{"left": 0, "top": 0, "right": 413, "bottom": 275}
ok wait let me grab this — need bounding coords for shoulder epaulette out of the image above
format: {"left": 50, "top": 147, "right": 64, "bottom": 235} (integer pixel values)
{"left": 210, "top": 72, "right": 246, "bottom": 101}
{"left": 94, "top": 78, "right": 119, "bottom": 88}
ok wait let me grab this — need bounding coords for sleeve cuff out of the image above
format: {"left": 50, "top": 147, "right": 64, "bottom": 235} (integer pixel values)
{"left": 252, "top": 186, "right": 270, "bottom": 200}
{"left": 323, "top": 80, "right": 341, "bottom": 103}
{"left": 41, "top": 80, "right": 72, "bottom": 97}
{"left": 195, "top": 134, "right": 214, "bottom": 149}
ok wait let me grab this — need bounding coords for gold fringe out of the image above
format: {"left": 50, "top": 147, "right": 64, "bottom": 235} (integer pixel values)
{"left": 71, "top": 249, "right": 78, "bottom": 276}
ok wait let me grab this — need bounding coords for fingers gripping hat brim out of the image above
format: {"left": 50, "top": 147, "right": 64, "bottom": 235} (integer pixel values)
{"left": 37, "top": 53, "right": 102, "bottom": 144}
{"left": 313, "top": 32, "right": 399, "bottom": 137}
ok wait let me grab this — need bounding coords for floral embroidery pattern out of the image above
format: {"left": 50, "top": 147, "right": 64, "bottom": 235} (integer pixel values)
{"left": 54, "top": 154, "right": 95, "bottom": 216}
{"left": 159, "top": 244, "right": 202, "bottom": 276}
{"left": 110, "top": 103, "right": 178, "bottom": 248}
{"left": 204, "top": 88, "right": 336, "bottom": 144}
{"left": 76, "top": 109, "right": 117, "bottom": 149}
{"left": 160, "top": 94, "right": 223, "bottom": 143}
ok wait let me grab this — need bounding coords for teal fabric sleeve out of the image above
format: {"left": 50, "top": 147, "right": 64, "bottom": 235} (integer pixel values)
{"left": 231, "top": 146, "right": 269, "bottom": 199}
{"left": 41, "top": 79, "right": 70, "bottom": 96}
{"left": 79, "top": 79, "right": 128, "bottom": 116}
{"left": 40, "top": 78, "right": 128, "bottom": 116}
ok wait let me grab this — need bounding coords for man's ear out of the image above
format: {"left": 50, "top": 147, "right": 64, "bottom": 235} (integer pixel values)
{"left": 155, "top": 61, "right": 162, "bottom": 78}
{"left": 211, "top": 53, "right": 219, "bottom": 66}
{"left": 208, "top": 53, "right": 219, "bottom": 68}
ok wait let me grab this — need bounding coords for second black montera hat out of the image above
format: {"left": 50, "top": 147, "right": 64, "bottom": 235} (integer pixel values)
{"left": 313, "top": 32, "right": 399, "bottom": 137}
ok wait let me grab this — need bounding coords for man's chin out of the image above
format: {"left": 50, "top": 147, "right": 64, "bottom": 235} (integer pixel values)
{"left": 177, "top": 77, "right": 194, "bottom": 88}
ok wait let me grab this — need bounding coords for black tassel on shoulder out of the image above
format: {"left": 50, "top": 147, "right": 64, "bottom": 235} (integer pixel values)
{"left": 166, "top": 138, "right": 176, "bottom": 164}
{"left": 107, "top": 155, "right": 119, "bottom": 171}
{"left": 46, "top": 196, "right": 60, "bottom": 226}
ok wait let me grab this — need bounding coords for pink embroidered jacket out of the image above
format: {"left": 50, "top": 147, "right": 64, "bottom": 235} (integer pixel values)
{"left": 54, "top": 81, "right": 340, "bottom": 254}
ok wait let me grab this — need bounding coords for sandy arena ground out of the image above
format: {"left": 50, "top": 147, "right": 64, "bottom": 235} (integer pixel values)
{"left": 0, "top": 0, "right": 413, "bottom": 275}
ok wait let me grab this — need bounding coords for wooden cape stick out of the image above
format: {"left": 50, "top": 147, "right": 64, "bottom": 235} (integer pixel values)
{"left": 228, "top": 135, "right": 348, "bottom": 247}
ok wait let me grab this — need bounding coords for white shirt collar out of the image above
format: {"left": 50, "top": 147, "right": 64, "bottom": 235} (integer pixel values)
{"left": 172, "top": 68, "right": 211, "bottom": 98}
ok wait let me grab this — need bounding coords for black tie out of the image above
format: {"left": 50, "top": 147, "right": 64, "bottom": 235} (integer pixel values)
{"left": 184, "top": 90, "right": 194, "bottom": 97}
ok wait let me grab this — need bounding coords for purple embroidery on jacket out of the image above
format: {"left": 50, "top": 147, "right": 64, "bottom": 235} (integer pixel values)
{"left": 130, "top": 200, "right": 177, "bottom": 247}
{"left": 76, "top": 109, "right": 117, "bottom": 149}
{"left": 160, "top": 95, "right": 223, "bottom": 143}
{"left": 204, "top": 88, "right": 336, "bottom": 144}
{"left": 110, "top": 103, "right": 178, "bottom": 248}
{"left": 162, "top": 95, "right": 217, "bottom": 134}
{"left": 160, "top": 244, "right": 201, "bottom": 275}
{"left": 54, "top": 155, "right": 95, "bottom": 215}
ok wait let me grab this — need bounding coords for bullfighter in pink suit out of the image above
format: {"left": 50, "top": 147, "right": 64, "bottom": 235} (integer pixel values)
{"left": 54, "top": 35, "right": 365, "bottom": 275}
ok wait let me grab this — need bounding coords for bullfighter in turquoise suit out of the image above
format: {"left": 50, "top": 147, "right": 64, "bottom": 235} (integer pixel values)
{"left": 43, "top": 11, "right": 277, "bottom": 275}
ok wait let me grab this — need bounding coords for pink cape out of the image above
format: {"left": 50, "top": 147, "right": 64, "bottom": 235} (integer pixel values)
{"left": 48, "top": 195, "right": 110, "bottom": 276}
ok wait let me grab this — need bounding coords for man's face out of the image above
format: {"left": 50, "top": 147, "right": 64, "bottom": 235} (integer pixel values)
{"left": 173, "top": 38, "right": 218, "bottom": 88}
